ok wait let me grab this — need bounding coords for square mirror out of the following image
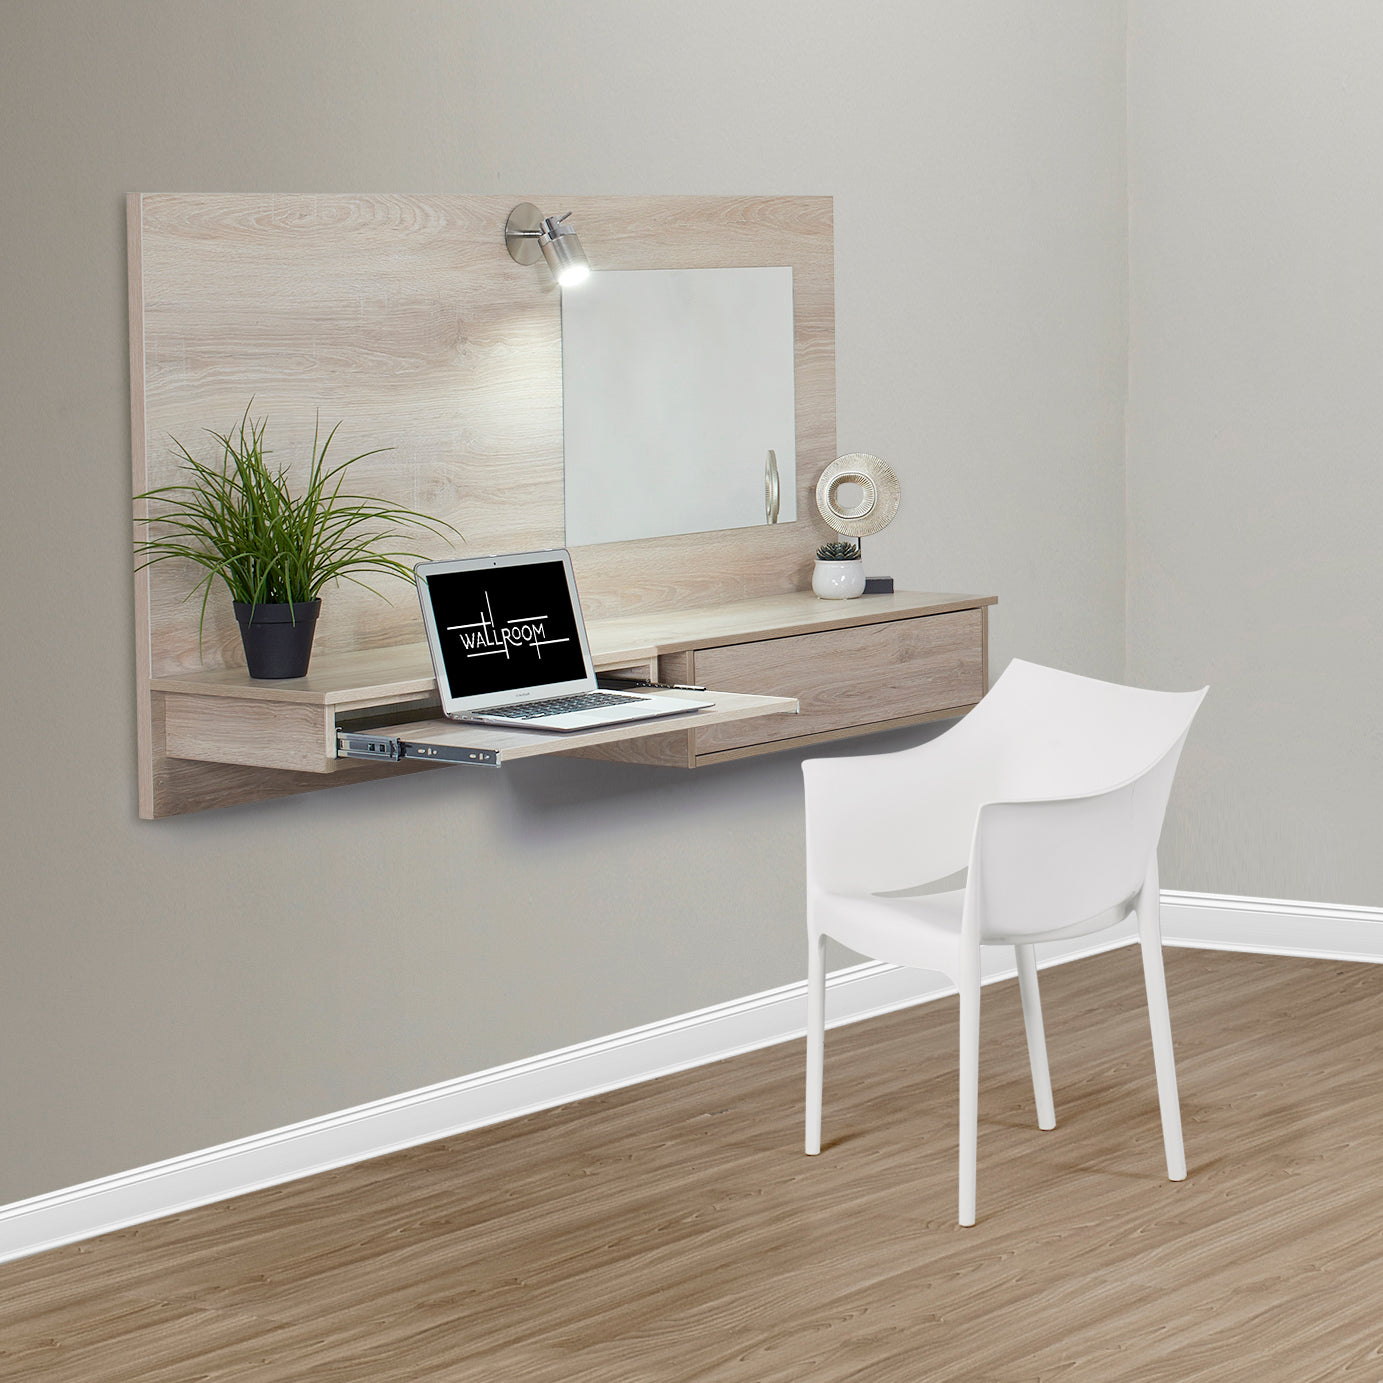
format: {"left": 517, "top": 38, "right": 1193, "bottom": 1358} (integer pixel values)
{"left": 561, "top": 267, "right": 797, "bottom": 547}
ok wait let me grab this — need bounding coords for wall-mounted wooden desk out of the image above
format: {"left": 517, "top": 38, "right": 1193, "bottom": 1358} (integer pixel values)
{"left": 130, "top": 193, "right": 994, "bottom": 816}
{"left": 148, "top": 591, "right": 994, "bottom": 801}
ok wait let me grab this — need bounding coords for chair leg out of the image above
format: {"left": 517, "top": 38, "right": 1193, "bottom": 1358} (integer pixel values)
{"left": 1015, "top": 943, "right": 1056, "bottom": 1131}
{"left": 958, "top": 945, "right": 981, "bottom": 1226}
{"left": 1138, "top": 880, "right": 1187, "bottom": 1182}
{"left": 805, "top": 929, "right": 827, "bottom": 1155}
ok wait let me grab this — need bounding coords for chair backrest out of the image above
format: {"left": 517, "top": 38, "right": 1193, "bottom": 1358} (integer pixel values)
{"left": 971, "top": 659, "right": 1205, "bottom": 802}
{"left": 963, "top": 660, "right": 1205, "bottom": 938}
{"left": 802, "top": 659, "right": 1205, "bottom": 906}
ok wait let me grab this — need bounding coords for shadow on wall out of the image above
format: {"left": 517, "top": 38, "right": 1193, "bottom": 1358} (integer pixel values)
{"left": 498, "top": 716, "right": 959, "bottom": 819}
{"left": 137, "top": 717, "right": 961, "bottom": 859}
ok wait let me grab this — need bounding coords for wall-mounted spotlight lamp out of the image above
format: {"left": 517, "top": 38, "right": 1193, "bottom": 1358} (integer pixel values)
{"left": 504, "top": 203, "right": 590, "bottom": 287}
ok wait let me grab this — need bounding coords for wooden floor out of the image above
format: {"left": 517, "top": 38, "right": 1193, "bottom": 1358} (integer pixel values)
{"left": 5, "top": 947, "right": 1383, "bottom": 1382}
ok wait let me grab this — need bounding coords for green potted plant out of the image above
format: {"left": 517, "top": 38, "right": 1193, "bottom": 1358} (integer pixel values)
{"left": 812, "top": 539, "right": 864, "bottom": 599}
{"left": 134, "top": 405, "right": 458, "bottom": 679}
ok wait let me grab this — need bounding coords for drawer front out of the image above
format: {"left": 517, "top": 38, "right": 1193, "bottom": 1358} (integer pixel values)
{"left": 690, "top": 608, "right": 984, "bottom": 754}
{"left": 163, "top": 693, "right": 336, "bottom": 773}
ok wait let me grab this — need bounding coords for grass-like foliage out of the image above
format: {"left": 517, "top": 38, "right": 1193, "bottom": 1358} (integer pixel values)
{"left": 816, "top": 540, "right": 861, "bottom": 562}
{"left": 134, "top": 405, "right": 459, "bottom": 638}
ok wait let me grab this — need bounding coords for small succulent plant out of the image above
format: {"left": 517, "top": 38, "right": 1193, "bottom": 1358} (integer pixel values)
{"left": 815, "top": 540, "right": 861, "bottom": 562}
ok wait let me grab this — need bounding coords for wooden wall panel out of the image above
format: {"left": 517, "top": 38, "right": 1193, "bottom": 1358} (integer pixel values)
{"left": 130, "top": 193, "right": 835, "bottom": 815}
{"left": 135, "top": 194, "right": 564, "bottom": 683}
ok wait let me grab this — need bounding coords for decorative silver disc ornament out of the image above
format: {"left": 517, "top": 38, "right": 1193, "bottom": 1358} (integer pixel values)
{"left": 814, "top": 454, "right": 901, "bottom": 538}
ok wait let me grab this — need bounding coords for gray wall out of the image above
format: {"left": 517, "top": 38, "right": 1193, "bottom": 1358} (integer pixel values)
{"left": 1127, "top": 3, "right": 1383, "bottom": 904}
{"left": 0, "top": 0, "right": 1128, "bottom": 1204}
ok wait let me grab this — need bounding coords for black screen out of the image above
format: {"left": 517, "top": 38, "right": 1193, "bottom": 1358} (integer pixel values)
{"left": 424, "top": 560, "right": 589, "bottom": 700}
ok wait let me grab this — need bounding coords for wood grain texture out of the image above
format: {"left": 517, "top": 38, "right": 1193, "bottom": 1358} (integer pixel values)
{"left": 980, "top": 603, "right": 990, "bottom": 694}
{"left": 584, "top": 589, "right": 995, "bottom": 656}
{"left": 146, "top": 590, "right": 991, "bottom": 813}
{"left": 163, "top": 695, "right": 336, "bottom": 774}
{"left": 687, "top": 703, "right": 982, "bottom": 768}
{"left": 147, "top": 751, "right": 439, "bottom": 819}
{"left": 6, "top": 949, "right": 1383, "bottom": 1380}
{"left": 149, "top": 640, "right": 661, "bottom": 708}
{"left": 557, "top": 728, "right": 698, "bottom": 769}
{"left": 691, "top": 608, "right": 984, "bottom": 754}
{"left": 146, "top": 693, "right": 436, "bottom": 816}
{"left": 129, "top": 197, "right": 155, "bottom": 819}
{"left": 150, "top": 642, "right": 439, "bottom": 707}
{"left": 131, "top": 193, "right": 835, "bottom": 816}
{"left": 377, "top": 690, "right": 798, "bottom": 765}
{"left": 561, "top": 604, "right": 988, "bottom": 769}
{"left": 594, "top": 601, "right": 988, "bottom": 767}
{"left": 136, "top": 194, "right": 560, "bottom": 681}
{"left": 147, "top": 594, "right": 983, "bottom": 706}
{"left": 145, "top": 686, "right": 436, "bottom": 816}
{"left": 582, "top": 706, "right": 984, "bottom": 773}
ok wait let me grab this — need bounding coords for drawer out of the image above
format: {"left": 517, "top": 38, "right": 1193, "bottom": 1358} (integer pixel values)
{"left": 688, "top": 608, "right": 984, "bottom": 755}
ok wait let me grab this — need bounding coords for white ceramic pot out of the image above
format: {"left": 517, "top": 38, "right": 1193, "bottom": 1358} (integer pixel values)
{"left": 812, "top": 558, "right": 866, "bottom": 599}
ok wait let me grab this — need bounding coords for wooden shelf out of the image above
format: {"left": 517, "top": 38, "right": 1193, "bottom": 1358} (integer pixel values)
{"left": 145, "top": 591, "right": 994, "bottom": 804}
{"left": 148, "top": 591, "right": 989, "bottom": 707}
{"left": 371, "top": 690, "right": 800, "bottom": 767}
{"left": 579, "top": 591, "right": 994, "bottom": 770}
{"left": 584, "top": 589, "right": 995, "bottom": 655}
{"left": 148, "top": 637, "right": 660, "bottom": 711}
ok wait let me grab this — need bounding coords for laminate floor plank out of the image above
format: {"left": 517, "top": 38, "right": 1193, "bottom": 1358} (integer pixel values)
{"left": 4, "top": 948, "right": 1383, "bottom": 1381}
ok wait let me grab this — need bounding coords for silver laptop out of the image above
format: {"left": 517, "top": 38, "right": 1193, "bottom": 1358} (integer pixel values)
{"left": 414, "top": 549, "right": 713, "bottom": 732}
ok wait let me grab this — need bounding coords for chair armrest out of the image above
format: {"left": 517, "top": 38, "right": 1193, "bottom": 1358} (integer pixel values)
{"left": 968, "top": 723, "right": 1190, "bottom": 940}
{"left": 970, "top": 781, "right": 1159, "bottom": 940}
{"left": 802, "top": 733, "right": 985, "bottom": 896}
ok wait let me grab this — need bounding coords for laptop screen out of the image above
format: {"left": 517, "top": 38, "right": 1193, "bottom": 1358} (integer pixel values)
{"left": 420, "top": 557, "right": 590, "bottom": 701}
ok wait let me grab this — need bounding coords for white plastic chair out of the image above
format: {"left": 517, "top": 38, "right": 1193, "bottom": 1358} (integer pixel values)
{"left": 802, "top": 658, "right": 1207, "bottom": 1226}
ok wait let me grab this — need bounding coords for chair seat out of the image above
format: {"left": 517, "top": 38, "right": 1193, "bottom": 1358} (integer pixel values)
{"left": 816, "top": 885, "right": 1138, "bottom": 978}
{"left": 814, "top": 888, "right": 966, "bottom": 975}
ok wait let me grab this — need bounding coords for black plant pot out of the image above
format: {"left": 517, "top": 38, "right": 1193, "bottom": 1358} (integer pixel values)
{"left": 233, "top": 600, "right": 321, "bottom": 679}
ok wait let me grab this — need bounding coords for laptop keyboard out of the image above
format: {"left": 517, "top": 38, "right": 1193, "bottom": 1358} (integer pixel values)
{"left": 482, "top": 690, "right": 649, "bottom": 720}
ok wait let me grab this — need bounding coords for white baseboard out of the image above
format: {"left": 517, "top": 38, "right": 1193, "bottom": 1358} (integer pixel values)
{"left": 4, "top": 890, "right": 1379, "bottom": 1266}
{"left": 1161, "top": 890, "right": 1383, "bottom": 963}
{"left": 0, "top": 923, "right": 1133, "bottom": 1266}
